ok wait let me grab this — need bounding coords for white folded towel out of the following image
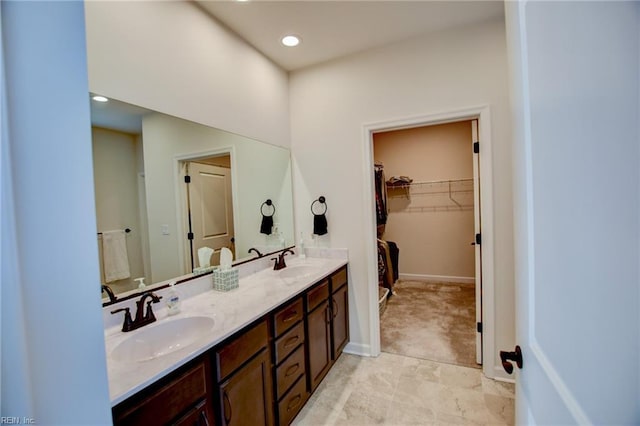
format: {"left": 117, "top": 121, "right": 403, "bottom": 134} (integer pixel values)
{"left": 101, "top": 230, "right": 131, "bottom": 283}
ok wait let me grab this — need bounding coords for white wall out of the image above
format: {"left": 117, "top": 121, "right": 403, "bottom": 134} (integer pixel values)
{"left": 142, "top": 113, "right": 293, "bottom": 282}
{"left": 290, "top": 18, "right": 514, "bottom": 371}
{"left": 84, "top": 0, "right": 290, "bottom": 148}
{"left": 92, "top": 128, "right": 145, "bottom": 294}
{"left": 374, "top": 121, "right": 476, "bottom": 280}
{"left": 1, "top": 1, "right": 111, "bottom": 422}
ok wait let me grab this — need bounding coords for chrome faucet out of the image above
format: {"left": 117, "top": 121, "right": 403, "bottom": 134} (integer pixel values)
{"left": 101, "top": 285, "right": 117, "bottom": 303}
{"left": 271, "top": 249, "right": 294, "bottom": 271}
{"left": 248, "top": 247, "right": 263, "bottom": 258}
{"left": 111, "top": 292, "right": 163, "bottom": 332}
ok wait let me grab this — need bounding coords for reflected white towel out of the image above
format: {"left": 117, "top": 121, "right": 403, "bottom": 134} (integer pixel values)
{"left": 102, "top": 230, "right": 130, "bottom": 283}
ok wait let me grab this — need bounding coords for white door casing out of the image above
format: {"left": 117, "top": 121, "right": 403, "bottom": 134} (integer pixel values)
{"left": 361, "top": 105, "right": 496, "bottom": 378}
{"left": 507, "top": 1, "right": 639, "bottom": 424}
{"left": 471, "top": 119, "right": 482, "bottom": 365}
{"left": 186, "top": 162, "right": 235, "bottom": 268}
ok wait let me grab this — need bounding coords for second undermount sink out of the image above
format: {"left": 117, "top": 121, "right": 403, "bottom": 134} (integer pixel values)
{"left": 110, "top": 316, "right": 215, "bottom": 363}
{"left": 279, "top": 264, "right": 319, "bottom": 282}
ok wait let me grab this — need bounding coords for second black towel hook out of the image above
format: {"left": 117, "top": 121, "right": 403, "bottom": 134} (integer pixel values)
{"left": 310, "top": 196, "right": 327, "bottom": 215}
{"left": 261, "top": 199, "right": 275, "bottom": 217}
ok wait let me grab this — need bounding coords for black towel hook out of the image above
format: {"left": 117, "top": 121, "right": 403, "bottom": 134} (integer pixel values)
{"left": 310, "top": 196, "right": 327, "bottom": 215}
{"left": 261, "top": 199, "right": 275, "bottom": 217}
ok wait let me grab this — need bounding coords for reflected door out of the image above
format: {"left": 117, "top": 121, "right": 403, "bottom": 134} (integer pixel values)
{"left": 186, "top": 162, "right": 235, "bottom": 268}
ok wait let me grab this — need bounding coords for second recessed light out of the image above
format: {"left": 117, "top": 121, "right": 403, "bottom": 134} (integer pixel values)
{"left": 281, "top": 35, "right": 301, "bottom": 47}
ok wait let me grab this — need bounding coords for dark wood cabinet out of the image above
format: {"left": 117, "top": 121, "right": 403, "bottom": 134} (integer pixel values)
{"left": 306, "top": 299, "right": 332, "bottom": 392}
{"left": 215, "top": 320, "right": 273, "bottom": 426}
{"left": 218, "top": 349, "right": 273, "bottom": 426}
{"left": 272, "top": 297, "right": 308, "bottom": 425}
{"left": 330, "top": 281, "right": 349, "bottom": 360}
{"left": 112, "top": 264, "right": 348, "bottom": 426}
{"left": 112, "top": 356, "right": 214, "bottom": 426}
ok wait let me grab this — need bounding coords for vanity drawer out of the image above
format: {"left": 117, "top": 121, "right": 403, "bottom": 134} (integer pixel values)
{"left": 216, "top": 319, "right": 269, "bottom": 381}
{"left": 306, "top": 280, "right": 329, "bottom": 312}
{"left": 277, "top": 375, "right": 308, "bottom": 426}
{"left": 275, "top": 344, "right": 305, "bottom": 400}
{"left": 274, "top": 297, "right": 303, "bottom": 337}
{"left": 331, "top": 267, "right": 348, "bottom": 292}
{"left": 274, "top": 321, "right": 305, "bottom": 365}
{"left": 113, "top": 358, "right": 209, "bottom": 425}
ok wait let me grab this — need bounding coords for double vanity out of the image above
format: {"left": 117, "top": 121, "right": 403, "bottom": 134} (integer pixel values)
{"left": 103, "top": 251, "right": 349, "bottom": 425}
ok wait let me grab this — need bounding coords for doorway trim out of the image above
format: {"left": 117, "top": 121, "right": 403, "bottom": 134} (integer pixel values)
{"left": 362, "top": 105, "right": 496, "bottom": 378}
{"left": 173, "top": 146, "right": 238, "bottom": 274}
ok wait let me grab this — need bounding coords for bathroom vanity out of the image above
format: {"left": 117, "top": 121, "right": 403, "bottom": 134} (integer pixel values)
{"left": 104, "top": 255, "right": 348, "bottom": 426}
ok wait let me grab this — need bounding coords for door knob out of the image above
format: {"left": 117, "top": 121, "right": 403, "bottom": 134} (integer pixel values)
{"left": 500, "top": 345, "right": 523, "bottom": 374}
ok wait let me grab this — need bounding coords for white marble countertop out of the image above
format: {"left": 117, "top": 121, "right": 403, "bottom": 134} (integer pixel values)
{"left": 104, "top": 254, "right": 347, "bottom": 406}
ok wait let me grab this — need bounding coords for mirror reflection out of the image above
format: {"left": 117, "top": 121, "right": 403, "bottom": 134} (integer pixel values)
{"left": 91, "top": 97, "right": 294, "bottom": 300}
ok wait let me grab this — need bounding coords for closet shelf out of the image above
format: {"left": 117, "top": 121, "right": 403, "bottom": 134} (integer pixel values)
{"left": 386, "top": 178, "right": 473, "bottom": 196}
{"left": 386, "top": 178, "right": 474, "bottom": 209}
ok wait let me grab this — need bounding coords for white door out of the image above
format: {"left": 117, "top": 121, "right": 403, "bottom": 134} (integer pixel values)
{"left": 186, "top": 162, "right": 235, "bottom": 268}
{"left": 471, "top": 119, "right": 482, "bottom": 365}
{"left": 507, "top": 2, "right": 639, "bottom": 424}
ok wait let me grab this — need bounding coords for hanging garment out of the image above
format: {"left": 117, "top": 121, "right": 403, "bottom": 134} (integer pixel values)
{"left": 374, "top": 166, "right": 388, "bottom": 225}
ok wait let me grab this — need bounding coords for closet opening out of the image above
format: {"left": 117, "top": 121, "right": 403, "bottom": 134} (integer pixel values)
{"left": 373, "top": 119, "right": 482, "bottom": 369}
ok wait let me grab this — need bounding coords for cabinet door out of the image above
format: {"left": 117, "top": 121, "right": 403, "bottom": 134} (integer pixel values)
{"left": 113, "top": 358, "right": 210, "bottom": 426}
{"left": 331, "top": 284, "right": 349, "bottom": 360}
{"left": 219, "top": 349, "right": 273, "bottom": 426}
{"left": 307, "top": 301, "right": 331, "bottom": 392}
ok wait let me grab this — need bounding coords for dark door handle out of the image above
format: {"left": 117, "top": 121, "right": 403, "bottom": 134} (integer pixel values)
{"left": 500, "top": 345, "right": 523, "bottom": 374}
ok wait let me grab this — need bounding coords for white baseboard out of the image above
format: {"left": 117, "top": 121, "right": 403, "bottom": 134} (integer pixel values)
{"left": 492, "top": 365, "right": 516, "bottom": 383}
{"left": 343, "top": 342, "right": 371, "bottom": 357}
{"left": 399, "top": 273, "right": 475, "bottom": 284}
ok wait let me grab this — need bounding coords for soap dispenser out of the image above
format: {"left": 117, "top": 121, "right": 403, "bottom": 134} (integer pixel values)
{"left": 166, "top": 281, "right": 181, "bottom": 315}
{"left": 134, "top": 277, "right": 146, "bottom": 290}
{"left": 298, "top": 232, "right": 306, "bottom": 259}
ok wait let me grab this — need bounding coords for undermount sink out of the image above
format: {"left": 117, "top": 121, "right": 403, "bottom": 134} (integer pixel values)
{"left": 279, "top": 265, "right": 319, "bottom": 282}
{"left": 110, "top": 316, "right": 215, "bottom": 363}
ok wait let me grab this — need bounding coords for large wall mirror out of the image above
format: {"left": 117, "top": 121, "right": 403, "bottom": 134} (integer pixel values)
{"left": 92, "top": 96, "right": 294, "bottom": 303}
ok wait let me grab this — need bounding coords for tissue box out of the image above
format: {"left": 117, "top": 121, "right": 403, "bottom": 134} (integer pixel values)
{"left": 213, "top": 268, "right": 239, "bottom": 291}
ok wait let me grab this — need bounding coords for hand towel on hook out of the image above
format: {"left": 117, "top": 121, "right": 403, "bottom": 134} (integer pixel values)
{"left": 312, "top": 196, "right": 328, "bottom": 236}
{"left": 260, "top": 200, "right": 275, "bottom": 235}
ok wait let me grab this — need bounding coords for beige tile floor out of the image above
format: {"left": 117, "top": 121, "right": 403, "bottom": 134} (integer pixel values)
{"left": 293, "top": 352, "right": 515, "bottom": 426}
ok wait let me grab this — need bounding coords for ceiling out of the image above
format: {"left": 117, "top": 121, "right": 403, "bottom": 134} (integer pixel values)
{"left": 90, "top": 95, "right": 150, "bottom": 134}
{"left": 196, "top": 1, "right": 505, "bottom": 71}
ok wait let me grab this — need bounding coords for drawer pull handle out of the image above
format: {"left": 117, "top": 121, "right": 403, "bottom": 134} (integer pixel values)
{"left": 284, "top": 335, "right": 299, "bottom": 349}
{"left": 199, "top": 410, "right": 210, "bottom": 426}
{"left": 283, "top": 311, "right": 298, "bottom": 322}
{"left": 223, "top": 391, "right": 232, "bottom": 424}
{"left": 287, "top": 394, "right": 302, "bottom": 412}
{"left": 285, "top": 362, "right": 300, "bottom": 377}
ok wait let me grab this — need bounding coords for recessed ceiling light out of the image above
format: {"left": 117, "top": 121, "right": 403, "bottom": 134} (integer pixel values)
{"left": 281, "top": 35, "right": 301, "bottom": 47}
{"left": 92, "top": 95, "right": 109, "bottom": 102}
